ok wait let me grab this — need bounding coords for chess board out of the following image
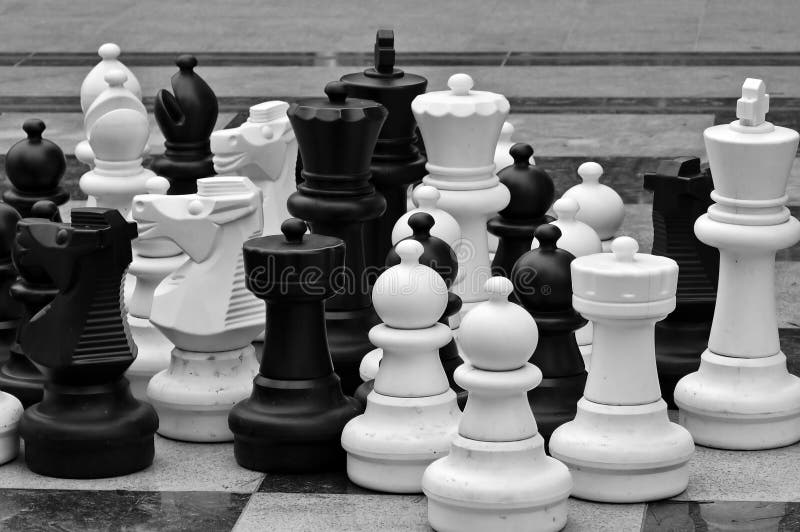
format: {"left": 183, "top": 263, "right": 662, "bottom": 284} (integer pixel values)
{"left": 1, "top": 50, "right": 800, "bottom": 532}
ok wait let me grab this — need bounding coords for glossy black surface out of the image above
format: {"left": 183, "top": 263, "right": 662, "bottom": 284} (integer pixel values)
{"left": 0, "top": 489, "right": 249, "bottom": 532}
{"left": 643, "top": 500, "right": 800, "bottom": 531}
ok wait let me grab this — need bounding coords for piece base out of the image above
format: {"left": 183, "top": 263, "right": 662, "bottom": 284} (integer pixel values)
{"left": 675, "top": 350, "right": 800, "bottom": 450}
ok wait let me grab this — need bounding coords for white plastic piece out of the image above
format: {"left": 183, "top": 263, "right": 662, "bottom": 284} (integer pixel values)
{"left": 359, "top": 347, "right": 382, "bottom": 382}
{"left": 393, "top": 185, "right": 461, "bottom": 248}
{"left": 562, "top": 162, "right": 625, "bottom": 244}
{"left": 550, "top": 237, "right": 693, "bottom": 502}
{"left": 342, "top": 240, "right": 460, "bottom": 493}
{"left": 0, "top": 391, "right": 23, "bottom": 465}
{"left": 412, "top": 74, "right": 510, "bottom": 313}
{"left": 210, "top": 101, "right": 298, "bottom": 236}
{"left": 79, "top": 70, "right": 153, "bottom": 215}
{"left": 80, "top": 43, "right": 142, "bottom": 113}
{"left": 132, "top": 176, "right": 265, "bottom": 442}
{"left": 674, "top": 78, "right": 800, "bottom": 450}
{"left": 423, "top": 277, "right": 571, "bottom": 532}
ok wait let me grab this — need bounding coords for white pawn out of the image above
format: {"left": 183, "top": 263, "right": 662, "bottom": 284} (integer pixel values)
{"left": 532, "top": 197, "right": 602, "bottom": 365}
{"left": 423, "top": 277, "right": 572, "bottom": 532}
{"left": 77, "top": 43, "right": 143, "bottom": 170}
{"left": 562, "top": 162, "right": 624, "bottom": 251}
{"left": 0, "top": 392, "right": 23, "bottom": 464}
{"left": 79, "top": 70, "right": 153, "bottom": 215}
{"left": 394, "top": 185, "right": 461, "bottom": 249}
{"left": 125, "top": 176, "right": 187, "bottom": 401}
{"left": 550, "top": 237, "right": 694, "bottom": 502}
{"left": 210, "top": 101, "right": 298, "bottom": 236}
{"left": 132, "top": 176, "right": 264, "bottom": 442}
{"left": 342, "top": 240, "right": 460, "bottom": 493}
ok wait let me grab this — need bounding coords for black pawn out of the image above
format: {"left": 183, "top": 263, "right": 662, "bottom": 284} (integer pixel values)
{"left": 151, "top": 55, "right": 218, "bottom": 195}
{"left": 341, "top": 29, "right": 428, "bottom": 275}
{"left": 3, "top": 119, "right": 69, "bottom": 217}
{"left": 644, "top": 156, "right": 718, "bottom": 408}
{"left": 229, "top": 219, "right": 361, "bottom": 472}
{"left": 0, "top": 201, "right": 61, "bottom": 406}
{"left": 287, "top": 81, "right": 388, "bottom": 395}
{"left": 18, "top": 207, "right": 157, "bottom": 478}
{"left": 511, "top": 224, "right": 587, "bottom": 443}
{"left": 355, "top": 212, "right": 465, "bottom": 407}
{"left": 488, "top": 143, "right": 555, "bottom": 277}
{"left": 0, "top": 202, "right": 22, "bottom": 365}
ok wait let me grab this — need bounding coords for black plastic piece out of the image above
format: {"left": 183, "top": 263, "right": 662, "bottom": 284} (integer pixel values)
{"left": 17, "top": 207, "right": 157, "bottom": 478}
{"left": 511, "top": 224, "right": 587, "bottom": 443}
{"left": 3, "top": 119, "right": 69, "bottom": 217}
{"left": 287, "top": 81, "right": 388, "bottom": 395}
{"left": 355, "top": 212, "right": 466, "bottom": 407}
{"left": 229, "top": 219, "right": 362, "bottom": 473}
{"left": 643, "top": 156, "right": 718, "bottom": 408}
{"left": 488, "top": 143, "right": 555, "bottom": 277}
{"left": 340, "top": 29, "right": 428, "bottom": 275}
{"left": 0, "top": 202, "right": 22, "bottom": 366}
{"left": 151, "top": 55, "right": 218, "bottom": 195}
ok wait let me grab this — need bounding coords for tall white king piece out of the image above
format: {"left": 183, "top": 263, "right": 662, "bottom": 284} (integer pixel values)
{"left": 674, "top": 78, "right": 800, "bottom": 449}
{"left": 411, "top": 74, "right": 510, "bottom": 311}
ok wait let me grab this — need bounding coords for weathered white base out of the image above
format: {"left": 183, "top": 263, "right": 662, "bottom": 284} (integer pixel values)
{"left": 359, "top": 348, "right": 382, "bottom": 382}
{"left": 147, "top": 345, "right": 259, "bottom": 442}
{"left": 423, "top": 434, "right": 572, "bottom": 532}
{"left": 0, "top": 392, "right": 22, "bottom": 465}
{"left": 549, "top": 397, "right": 693, "bottom": 503}
{"left": 675, "top": 350, "right": 800, "bottom": 450}
{"left": 126, "top": 315, "right": 173, "bottom": 401}
{"left": 341, "top": 389, "right": 460, "bottom": 493}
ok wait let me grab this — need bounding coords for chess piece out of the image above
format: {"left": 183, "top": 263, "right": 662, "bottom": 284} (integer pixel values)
{"left": 342, "top": 240, "right": 459, "bottom": 493}
{"left": 17, "top": 207, "right": 158, "bottom": 478}
{"left": 533, "top": 197, "right": 602, "bottom": 366}
{"left": 356, "top": 213, "right": 465, "bottom": 406}
{"left": 125, "top": 176, "right": 186, "bottom": 400}
{"left": 644, "top": 157, "right": 718, "bottom": 408}
{"left": 79, "top": 70, "right": 153, "bottom": 215}
{"left": 287, "top": 81, "right": 388, "bottom": 395}
{"left": 341, "top": 29, "right": 428, "bottom": 275}
{"left": 412, "top": 73, "right": 510, "bottom": 313}
{"left": 562, "top": 162, "right": 625, "bottom": 251}
{"left": 550, "top": 237, "right": 693, "bottom": 502}
{"left": 0, "top": 389, "right": 22, "bottom": 465}
{"left": 3, "top": 119, "right": 69, "bottom": 218}
{"left": 488, "top": 143, "right": 554, "bottom": 277}
{"left": 675, "top": 79, "right": 800, "bottom": 449}
{"left": 0, "top": 201, "right": 61, "bottom": 407}
{"left": 80, "top": 43, "right": 142, "bottom": 113}
{"left": 512, "top": 224, "right": 587, "bottom": 442}
{"left": 151, "top": 55, "right": 218, "bottom": 195}
{"left": 393, "top": 185, "right": 460, "bottom": 249}
{"left": 423, "top": 277, "right": 572, "bottom": 531}
{"left": 211, "top": 101, "right": 298, "bottom": 236}
{"left": 0, "top": 203, "right": 22, "bottom": 366}
{"left": 132, "top": 176, "right": 263, "bottom": 442}
{"left": 229, "top": 218, "right": 361, "bottom": 472}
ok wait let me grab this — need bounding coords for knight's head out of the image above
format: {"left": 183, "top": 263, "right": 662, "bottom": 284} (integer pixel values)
{"left": 132, "top": 176, "right": 263, "bottom": 262}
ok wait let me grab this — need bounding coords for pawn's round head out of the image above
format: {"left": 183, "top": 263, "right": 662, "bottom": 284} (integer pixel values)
{"left": 324, "top": 81, "right": 349, "bottom": 104}
{"left": 98, "top": 43, "right": 121, "bottom": 60}
{"left": 372, "top": 239, "right": 448, "bottom": 329}
{"left": 553, "top": 197, "right": 580, "bottom": 221}
{"left": 448, "top": 73, "right": 474, "bottom": 95}
{"left": 458, "top": 277, "right": 538, "bottom": 371}
{"left": 414, "top": 185, "right": 440, "bottom": 208}
{"left": 176, "top": 54, "right": 198, "bottom": 71}
{"left": 281, "top": 218, "right": 307, "bottom": 244}
{"left": 577, "top": 161, "right": 603, "bottom": 184}
{"left": 510, "top": 143, "right": 534, "bottom": 168}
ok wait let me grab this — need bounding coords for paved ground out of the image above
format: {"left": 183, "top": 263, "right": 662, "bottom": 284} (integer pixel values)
{"left": 1, "top": 2, "right": 800, "bottom": 531}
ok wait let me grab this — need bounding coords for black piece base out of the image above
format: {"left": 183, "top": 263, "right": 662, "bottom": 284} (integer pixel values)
{"left": 2, "top": 188, "right": 69, "bottom": 218}
{"left": 528, "top": 372, "right": 587, "bottom": 445}
{"left": 20, "top": 377, "right": 158, "bottom": 478}
{"left": 327, "top": 307, "right": 381, "bottom": 396}
{"left": 229, "top": 373, "right": 362, "bottom": 473}
{"left": 655, "top": 319, "right": 711, "bottom": 409}
{"left": 0, "top": 351, "right": 44, "bottom": 407}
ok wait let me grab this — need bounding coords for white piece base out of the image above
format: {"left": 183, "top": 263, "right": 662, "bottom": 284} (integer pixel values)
{"left": 0, "top": 391, "right": 22, "bottom": 465}
{"left": 341, "top": 389, "right": 460, "bottom": 493}
{"left": 147, "top": 345, "right": 259, "bottom": 442}
{"left": 675, "top": 350, "right": 800, "bottom": 450}
{"left": 126, "top": 315, "right": 173, "bottom": 401}
{"left": 359, "top": 347, "right": 382, "bottom": 382}
{"left": 549, "top": 397, "right": 693, "bottom": 503}
{"left": 423, "top": 434, "right": 572, "bottom": 532}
